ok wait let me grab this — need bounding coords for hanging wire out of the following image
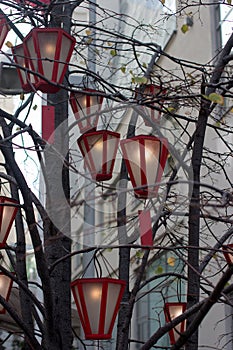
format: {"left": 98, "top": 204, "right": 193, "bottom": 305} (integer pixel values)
{"left": 98, "top": 250, "right": 119, "bottom": 278}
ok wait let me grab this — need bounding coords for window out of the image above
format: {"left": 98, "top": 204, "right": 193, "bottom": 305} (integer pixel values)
{"left": 135, "top": 250, "right": 185, "bottom": 348}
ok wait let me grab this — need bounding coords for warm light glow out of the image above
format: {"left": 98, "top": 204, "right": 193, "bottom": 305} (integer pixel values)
{"left": 164, "top": 302, "right": 186, "bottom": 345}
{"left": 44, "top": 44, "right": 56, "bottom": 57}
{"left": 92, "top": 139, "right": 103, "bottom": 152}
{"left": 145, "top": 146, "right": 154, "bottom": 162}
{"left": 90, "top": 286, "right": 102, "bottom": 300}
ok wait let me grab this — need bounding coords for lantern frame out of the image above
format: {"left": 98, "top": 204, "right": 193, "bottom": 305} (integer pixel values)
{"left": 164, "top": 302, "right": 186, "bottom": 345}
{"left": 120, "top": 135, "right": 168, "bottom": 198}
{"left": 23, "top": 27, "right": 76, "bottom": 93}
{"left": 0, "top": 14, "right": 9, "bottom": 51}
{"left": 0, "top": 196, "right": 19, "bottom": 248}
{"left": 71, "top": 277, "right": 126, "bottom": 339}
{"left": 0, "top": 273, "right": 14, "bottom": 314}
{"left": 222, "top": 244, "right": 233, "bottom": 264}
{"left": 70, "top": 89, "right": 104, "bottom": 134}
{"left": 77, "top": 130, "right": 120, "bottom": 181}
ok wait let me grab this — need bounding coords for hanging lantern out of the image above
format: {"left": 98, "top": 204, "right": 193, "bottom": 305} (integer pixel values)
{"left": 120, "top": 135, "right": 168, "bottom": 199}
{"left": 222, "top": 244, "right": 233, "bottom": 264}
{"left": 23, "top": 27, "right": 76, "bottom": 93}
{"left": 0, "top": 14, "right": 9, "bottom": 51}
{"left": 71, "top": 278, "right": 126, "bottom": 340}
{"left": 0, "top": 273, "right": 14, "bottom": 314}
{"left": 0, "top": 196, "right": 19, "bottom": 248}
{"left": 70, "top": 89, "right": 104, "bottom": 134}
{"left": 164, "top": 302, "right": 186, "bottom": 345}
{"left": 135, "top": 84, "right": 166, "bottom": 126}
{"left": 12, "top": 44, "right": 34, "bottom": 93}
{"left": 77, "top": 130, "right": 120, "bottom": 181}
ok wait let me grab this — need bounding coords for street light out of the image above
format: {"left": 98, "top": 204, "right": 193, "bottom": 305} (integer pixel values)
{"left": 0, "top": 196, "right": 19, "bottom": 248}
{"left": 135, "top": 84, "right": 166, "bottom": 126}
{"left": 71, "top": 277, "right": 126, "bottom": 339}
{"left": 70, "top": 89, "right": 104, "bottom": 134}
{"left": 222, "top": 244, "right": 233, "bottom": 264}
{"left": 0, "top": 273, "right": 14, "bottom": 314}
{"left": 0, "top": 14, "right": 9, "bottom": 51}
{"left": 164, "top": 302, "right": 186, "bottom": 345}
{"left": 120, "top": 135, "right": 169, "bottom": 198}
{"left": 77, "top": 130, "right": 120, "bottom": 181}
{"left": 20, "top": 27, "right": 76, "bottom": 93}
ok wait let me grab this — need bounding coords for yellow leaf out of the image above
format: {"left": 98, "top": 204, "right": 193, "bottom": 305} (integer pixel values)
{"left": 85, "top": 29, "right": 92, "bottom": 36}
{"left": 227, "top": 0, "right": 231, "bottom": 4}
{"left": 5, "top": 41, "right": 13, "bottom": 48}
{"left": 181, "top": 24, "right": 189, "bottom": 34}
{"left": 167, "top": 256, "right": 176, "bottom": 267}
{"left": 208, "top": 92, "right": 224, "bottom": 105}
{"left": 160, "top": 0, "right": 165, "bottom": 4}
{"left": 133, "top": 76, "right": 148, "bottom": 84}
{"left": 156, "top": 266, "right": 164, "bottom": 274}
{"left": 120, "top": 66, "right": 126, "bottom": 73}
{"left": 110, "top": 49, "right": 117, "bottom": 57}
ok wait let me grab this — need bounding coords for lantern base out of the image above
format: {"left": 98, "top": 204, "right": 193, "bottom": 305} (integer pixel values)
{"left": 36, "top": 81, "right": 60, "bottom": 94}
{"left": 95, "top": 173, "right": 113, "bottom": 182}
{"left": 85, "top": 333, "right": 112, "bottom": 340}
{"left": 134, "top": 188, "right": 159, "bottom": 199}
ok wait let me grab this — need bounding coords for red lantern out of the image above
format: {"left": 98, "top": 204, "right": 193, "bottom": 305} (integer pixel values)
{"left": 23, "top": 27, "right": 76, "bottom": 93}
{"left": 0, "top": 197, "right": 19, "bottom": 248}
{"left": 77, "top": 130, "right": 120, "bottom": 181}
{"left": 0, "top": 14, "right": 9, "bottom": 51}
{"left": 164, "top": 302, "right": 186, "bottom": 345}
{"left": 12, "top": 44, "right": 34, "bottom": 93}
{"left": 120, "top": 135, "right": 168, "bottom": 199}
{"left": 222, "top": 244, "right": 233, "bottom": 264}
{"left": 70, "top": 89, "right": 104, "bottom": 134}
{"left": 135, "top": 84, "right": 166, "bottom": 126}
{"left": 0, "top": 273, "right": 14, "bottom": 314}
{"left": 71, "top": 278, "right": 126, "bottom": 340}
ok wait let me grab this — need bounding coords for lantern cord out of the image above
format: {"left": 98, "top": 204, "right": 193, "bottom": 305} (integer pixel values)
{"left": 80, "top": 249, "right": 98, "bottom": 278}
{"left": 93, "top": 251, "right": 102, "bottom": 278}
{"left": 98, "top": 250, "right": 119, "bottom": 278}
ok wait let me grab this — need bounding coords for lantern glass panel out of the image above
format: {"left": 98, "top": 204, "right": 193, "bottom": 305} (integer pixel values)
{"left": 0, "top": 274, "right": 13, "bottom": 313}
{"left": 79, "top": 133, "right": 104, "bottom": 176}
{"left": 83, "top": 282, "right": 102, "bottom": 333}
{"left": 144, "top": 138, "right": 160, "bottom": 185}
{"left": 24, "top": 35, "right": 38, "bottom": 84}
{"left": 123, "top": 140, "right": 141, "bottom": 186}
{"left": 38, "top": 31, "right": 57, "bottom": 81}
{"left": 104, "top": 282, "right": 122, "bottom": 333}
{"left": 12, "top": 44, "right": 28, "bottom": 87}
{"left": 104, "top": 134, "right": 120, "bottom": 173}
{"left": 1, "top": 204, "right": 16, "bottom": 241}
{"left": 0, "top": 15, "right": 8, "bottom": 50}
{"left": 168, "top": 304, "right": 183, "bottom": 342}
{"left": 57, "top": 34, "right": 74, "bottom": 82}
